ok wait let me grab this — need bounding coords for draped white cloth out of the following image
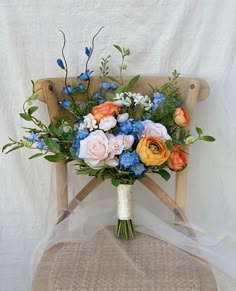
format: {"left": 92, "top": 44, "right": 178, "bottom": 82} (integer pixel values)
{"left": 1, "top": 0, "right": 236, "bottom": 290}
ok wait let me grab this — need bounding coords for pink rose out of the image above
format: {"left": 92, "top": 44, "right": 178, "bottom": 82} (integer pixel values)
{"left": 108, "top": 134, "right": 134, "bottom": 155}
{"left": 79, "top": 130, "right": 109, "bottom": 169}
{"left": 142, "top": 120, "right": 171, "bottom": 141}
{"left": 99, "top": 116, "right": 117, "bottom": 131}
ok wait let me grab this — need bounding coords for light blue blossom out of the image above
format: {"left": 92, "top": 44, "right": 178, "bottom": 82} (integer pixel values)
{"left": 131, "top": 162, "right": 145, "bottom": 176}
{"left": 100, "top": 83, "right": 111, "bottom": 90}
{"left": 36, "top": 140, "right": 46, "bottom": 150}
{"left": 119, "top": 120, "right": 133, "bottom": 135}
{"left": 63, "top": 85, "right": 74, "bottom": 95}
{"left": 132, "top": 121, "right": 144, "bottom": 135}
{"left": 110, "top": 83, "right": 118, "bottom": 90}
{"left": 28, "top": 132, "right": 39, "bottom": 142}
{"left": 61, "top": 99, "right": 71, "bottom": 109}
{"left": 78, "top": 69, "right": 93, "bottom": 81}
{"left": 120, "top": 152, "right": 134, "bottom": 168}
{"left": 153, "top": 92, "right": 165, "bottom": 110}
{"left": 76, "top": 130, "right": 89, "bottom": 140}
{"left": 93, "top": 92, "right": 101, "bottom": 99}
{"left": 77, "top": 83, "right": 85, "bottom": 92}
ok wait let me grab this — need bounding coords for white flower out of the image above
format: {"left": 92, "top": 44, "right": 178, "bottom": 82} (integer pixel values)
{"left": 117, "top": 113, "right": 129, "bottom": 122}
{"left": 80, "top": 113, "right": 98, "bottom": 131}
{"left": 99, "top": 116, "right": 117, "bottom": 131}
{"left": 132, "top": 93, "right": 153, "bottom": 111}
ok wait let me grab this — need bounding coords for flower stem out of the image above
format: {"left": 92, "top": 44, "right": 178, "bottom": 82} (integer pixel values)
{"left": 115, "top": 219, "right": 134, "bottom": 240}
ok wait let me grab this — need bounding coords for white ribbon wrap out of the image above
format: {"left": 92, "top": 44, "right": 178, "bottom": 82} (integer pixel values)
{"left": 117, "top": 184, "right": 133, "bottom": 220}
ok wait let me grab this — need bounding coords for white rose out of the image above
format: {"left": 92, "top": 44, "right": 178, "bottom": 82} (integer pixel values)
{"left": 142, "top": 120, "right": 171, "bottom": 141}
{"left": 99, "top": 116, "right": 117, "bottom": 131}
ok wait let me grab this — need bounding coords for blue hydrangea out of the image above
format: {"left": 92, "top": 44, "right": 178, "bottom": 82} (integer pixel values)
{"left": 78, "top": 69, "right": 93, "bottom": 81}
{"left": 132, "top": 121, "right": 144, "bottom": 135}
{"left": 131, "top": 162, "right": 146, "bottom": 176}
{"left": 153, "top": 92, "right": 165, "bottom": 110}
{"left": 76, "top": 130, "right": 89, "bottom": 139}
{"left": 85, "top": 47, "right": 92, "bottom": 57}
{"left": 61, "top": 99, "right": 71, "bottom": 109}
{"left": 28, "top": 132, "right": 39, "bottom": 142}
{"left": 75, "top": 146, "right": 80, "bottom": 158}
{"left": 63, "top": 85, "right": 74, "bottom": 95}
{"left": 56, "top": 58, "right": 65, "bottom": 69}
{"left": 36, "top": 140, "right": 46, "bottom": 150}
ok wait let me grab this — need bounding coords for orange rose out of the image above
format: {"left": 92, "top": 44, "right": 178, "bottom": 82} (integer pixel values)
{"left": 167, "top": 145, "right": 188, "bottom": 171}
{"left": 91, "top": 102, "right": 119, "bottom": 123}
{"left": 174, "top": 107, "right": 189, "bottom": 126}
{"left": 136, "top": 136, "right": 170, "bottom": 166}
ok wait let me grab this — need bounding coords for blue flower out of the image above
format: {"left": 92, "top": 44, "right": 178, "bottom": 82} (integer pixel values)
{"left": 76, "top": 130, "right": 89, "bottom": 140}
{"left": 85, "top": 47, "right": 92, "bottom": 57}
{"left": 98, "top": 98, "right": 106, "bottom": 104}
{"left": 120, "top": 152, "right": 134, "bottom": 168}
{"left": 28, "top": 132, "right": 39, "bottom": 142}
{"left": 36, "top": 140, "right": 46, "bottom": 150}
{"left": 78, "top": 69, "right": 93, "bottom": 81}
{"left": 132, "top": 121, "right": 144, "bottom": 135}
{"left": 93, "top": 91, "right": 101, "bottom": 99}
{"left": 131, "top": 162, "right": 146, "bottom": 176}
{"left": 100, "top": 83, "right": 111, "bottom": 90}
{"left": 75, "top": 146, "right": 80, "bottom": 158}
{"left": 119, "top": 120, "right": 133, "bottom": 134}
{"left": 61, "top": 99, "right": 71, "bottom": 109}
{"left": 72, "top": 138, "right": 80, "bottom": 149}
{"left": 153, "top": 92, "right": 165, "bottom": 110}
{"left": 77, "top": 83, "right": 85, "bottom": 92}
{"left": 131, "top": 152, "right": 140, "bottom": 164}
{"left": 110, "top": 83, "right": 118, "bottom": 90}
{"left": 143, "top": 112, "right": 151, "bottom": 120}
{"left": 56, "top": 58, "right": 65, "bottom": 69}
{"left": 63, "top": 85, "right": 74, "bottom": 95}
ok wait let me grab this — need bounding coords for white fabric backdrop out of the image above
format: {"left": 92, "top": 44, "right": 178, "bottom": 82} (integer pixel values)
{"left": 1, "top": 0, "right": 236, "bottom": 290}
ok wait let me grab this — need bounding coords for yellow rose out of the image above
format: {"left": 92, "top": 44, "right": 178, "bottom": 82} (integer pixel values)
{"left": 136, "top": 136, "right": 170, "bottom": 166}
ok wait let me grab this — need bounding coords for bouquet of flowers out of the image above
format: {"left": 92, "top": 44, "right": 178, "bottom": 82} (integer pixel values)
{"left": 3, "top": 28, "right": 215, "bottom": 240}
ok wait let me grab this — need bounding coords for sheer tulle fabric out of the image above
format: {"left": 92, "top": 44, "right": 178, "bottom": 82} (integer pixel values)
{"left": 31, "top": 178, "right": 236, "bottom": 290}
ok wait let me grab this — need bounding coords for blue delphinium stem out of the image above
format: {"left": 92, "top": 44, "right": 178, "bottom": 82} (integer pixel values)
{"left": 59, "top": 30, "right": 75, "bottom": 102}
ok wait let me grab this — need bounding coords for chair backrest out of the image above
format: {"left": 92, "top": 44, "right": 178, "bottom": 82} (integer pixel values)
{"left": 35, "top": 76, "right": 210, "bottom": 223}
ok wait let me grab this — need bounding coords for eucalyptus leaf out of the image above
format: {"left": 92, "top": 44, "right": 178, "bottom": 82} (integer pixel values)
{"left": 111, "top": 178, "right": 121, "bottom": 187}
{"left": 2, "top": 142, "right": 15, "bottom": 152}
{"left": 107, "top": 76, "right": 121, "bottom": 84}
{"left": 5, "top": 144, "right": 24, "bottom": 154}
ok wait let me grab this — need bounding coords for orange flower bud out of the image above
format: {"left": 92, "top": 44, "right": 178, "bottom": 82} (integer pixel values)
{"left": 174, "top": 107, "right": 189, "bottom": 126}
{"left": 136, "top": 136, "right": 170, "bottom": 166}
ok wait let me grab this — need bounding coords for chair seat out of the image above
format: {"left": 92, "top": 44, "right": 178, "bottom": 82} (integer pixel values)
{"left": 32, "top": 227, "right": 217, "bottom": 291}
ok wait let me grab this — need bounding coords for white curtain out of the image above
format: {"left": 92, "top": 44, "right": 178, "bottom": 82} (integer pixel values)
{"left": 1, "top": 0, "right": 236, "bottom": 290}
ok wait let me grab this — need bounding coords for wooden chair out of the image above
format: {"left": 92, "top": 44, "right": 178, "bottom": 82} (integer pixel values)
{"left": 32, "top": 76, "right": 217, "bottom": 291}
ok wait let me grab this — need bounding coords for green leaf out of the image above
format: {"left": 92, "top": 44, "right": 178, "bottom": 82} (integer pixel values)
{"left": 29, "top": 152, "right": 45, "bottom": 159}
{"left": 113, "top": 44, "right": 122, "bottom": 53}
{"left": 107, "top": 76, "right": 121, "bottom": 84}
{"left": 111, "top": 178, "right": 121, "bottom": 187}
{"left": 196, "top": 127, "right": 203, "bottom": 136}
{"left": 127, "top": 75, "right": 140, "bottom": 90}
{"left": 157, "top": 169, "right": 171, "bottom": 181}
{"left": 165, "top": 140, "right": 173, "bottom": 151}
{"left": 200, "top": 135, "right": 216, "bottom": 142}
{"left": 47, "top": 138, "right": 61, "bottom": 153}
{"left": 28, "top": 106, "right": 38, "bottom": 115}
{"left": 106, "top": 92, "right": 115, "bottom": 101}
{"left": 115, "top": 84, "right": 126, "bottom": 94}
{"left": 30, "top": 94, "right": 38, "bottom": 102}
{"left": 147, "top": 83, "right": 155, "bottom": 92}
{"left": 44, "top": 154, "right": 65, "bottom": 162}
{"left": 20, "top": 113, "right": 31, "bottom": 121}
{"left": 48, "top": 123, "right": 63, "bottom": 137}
{"left": 5, "top": 144, "right": 24, "bottom": 154}
{"left": 2, "top": 142, "right": 14, "bottom": 152}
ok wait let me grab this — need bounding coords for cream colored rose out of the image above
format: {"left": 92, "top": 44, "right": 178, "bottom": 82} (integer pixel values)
{"left": 142, "top": 120, "right": 171, "bottom": 141}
